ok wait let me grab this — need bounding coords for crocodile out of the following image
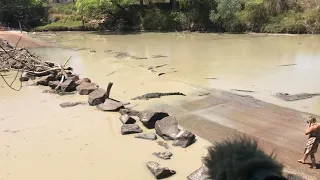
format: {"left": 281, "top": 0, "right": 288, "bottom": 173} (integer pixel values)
{"left": 131, "top": 92, "right": 186, "bottom": 100}
{"left": 274, "top": 92, "right": 320, "bottom": 101}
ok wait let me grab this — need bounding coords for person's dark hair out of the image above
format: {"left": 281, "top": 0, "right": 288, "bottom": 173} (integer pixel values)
{"left": 203, "top": 136, "right": 287, "bottom": 180}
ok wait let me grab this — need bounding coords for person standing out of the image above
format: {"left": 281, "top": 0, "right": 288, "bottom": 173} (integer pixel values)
{"left": 297, "top": 116, "right": 320, "bottom": 169}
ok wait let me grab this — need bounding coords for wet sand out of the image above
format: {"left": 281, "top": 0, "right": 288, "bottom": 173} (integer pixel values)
{"left": 1, "top": 31, "right": 320, "bottom": 179}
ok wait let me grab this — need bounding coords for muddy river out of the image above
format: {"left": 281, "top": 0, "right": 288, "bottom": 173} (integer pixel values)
{"left": 1, "top": 31, "right": 320, "bottom": 180}
{"left": 30, "top": 32, "right": 320, "bottom": 115}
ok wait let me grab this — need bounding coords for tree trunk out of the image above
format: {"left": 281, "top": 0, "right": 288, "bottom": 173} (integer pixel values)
{"left": 139, "top": 0, "right": 143, "bottom": 6}
{"left": 170, "top": 0, "right": 176, "bottom": 9}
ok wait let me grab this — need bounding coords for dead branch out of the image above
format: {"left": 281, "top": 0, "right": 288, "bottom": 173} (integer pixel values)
{"left": 63, "top": 56, "right": 71, "bottom": 68}
{"left": 106, "top": 82, "right": 114, "bottom": 99}
{"left": 106, "top": 71, "right": 116, "bottom": 76}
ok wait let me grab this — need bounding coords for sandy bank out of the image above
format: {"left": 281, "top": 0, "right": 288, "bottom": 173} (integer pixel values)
{"left": 0, "top": 31, "right": 51, "bottom": 48}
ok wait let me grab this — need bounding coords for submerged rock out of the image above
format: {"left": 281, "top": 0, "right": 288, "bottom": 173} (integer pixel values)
{"left": 119, "top": 108, "right": 140, "bottom": 116}
{"left": 97, "top": 98, "right": 124, "bottom": 111}
{"left": 88, "top": 88, "right": 106, "bottom": 106}
{"left": 119, "top": 114, "right": 136, "bottom": 124}
{"left": 152, "top": 152, "right": 173, "bottom": 160}
{"left": 147, "top": 161, "right": 176, "bottom": 179}
{"left": 134, "top": 133, "right": 157, "bottom": 140}
{"left": 172, "top": 130, "right": 196, "bottom": 148}
{"left": 155, "top": 116, "right": 180, "bottom": 140}
{"left": 76, "top": 82, "right": 98, "bottom": 95}
{"left": 187, "top": 165, "right": 209, "bottom": 180}
{"left": 75, "top": 78, "right": 91, "bottom": 86}
{"left": 121, "top": 124, "right": 143, "bottom": 135}
{"left": 137, "top": 110, "right": 169, "bottom": 129}
{"left": 157, "top": 141, "right": 169, "bottom": 149}
{"left": 60, "top": 101, "right": 86, "bottom": 108}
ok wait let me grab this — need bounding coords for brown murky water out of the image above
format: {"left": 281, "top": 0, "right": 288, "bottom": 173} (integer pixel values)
{"left": 2, "top": 31, "right": 320, "bottom": 180}
{"left": 30, "top": 32, "right": 320, "bottom": 115}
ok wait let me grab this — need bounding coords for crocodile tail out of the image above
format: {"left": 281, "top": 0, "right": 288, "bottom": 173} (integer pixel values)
{"left": 131, "top": 96, "right": 140, "bottom": 100}
{"left": 165, "top": 92, "right": 186, "bottom": 96}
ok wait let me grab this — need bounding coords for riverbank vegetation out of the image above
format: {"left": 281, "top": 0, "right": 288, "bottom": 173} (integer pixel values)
{"left": 0, "top": 0, "right": 319, "bottom": 34}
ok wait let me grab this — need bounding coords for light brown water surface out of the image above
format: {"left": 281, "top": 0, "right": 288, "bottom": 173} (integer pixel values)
{"left": 30, "top": 31, "right": 320, "bottom": 115}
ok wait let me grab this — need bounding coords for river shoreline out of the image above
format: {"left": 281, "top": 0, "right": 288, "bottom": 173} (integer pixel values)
{"left": 1, "top": 31, "right": 320, "bottom": 179}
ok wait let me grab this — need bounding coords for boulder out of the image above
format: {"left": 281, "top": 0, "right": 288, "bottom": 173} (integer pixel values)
{"left": 68, "top": 75, "right": 80, "bottom": 82}
{"left": 119, "top": 108, "right": 140, "bottom": 116}
{"left": 60, "top": 79, "right": 77, "bottom": 92}
{"left": 146, "top": 161, "right": 176, "bottom": 179}
{"left": 19, "top": 76, "right": 29, "bottom": 82}
{"left": 76, "top": 82, "right": 98, "bottom": 95}
{"left": 97, "top": 98, "right": 124, "bottom": 111}
{"left": 119, "top": 114, "right": 136, "bottom": 124}
{"left": 187, "top": 165, "right": 209, "bottom": 180}
{"left": 121, "top": 124, "right": 143, "bottom": 135}
{"left": 152, "top": 152, "right": 173, "bottom": 160}
{"left": 19, "top": 72, "right": 29, "bottom": 82}
{"left": 36, "top": 74, "right": 55, "bottom": 86}
{"left": 48, "top": 81, "right": 60, "bottom": 89}
{"left": 75, "top": 78, "right": 91, "bottom": 86}
{"left": 137, "top": 110, "right": 169, "bottom": 129}
{"left": 172, "top": 130, "right": 196, "bottom": 148}
{"left": 88, "top": 88, "right": 106, "bottom": 106}
{"left": 134, "top": 133, "right": 157, "bottom": 140}
{"left": 155, "top": 116, "right": 180, "bottom": 140}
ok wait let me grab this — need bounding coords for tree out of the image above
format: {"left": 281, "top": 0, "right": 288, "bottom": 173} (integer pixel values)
{"left": 0, "top": 0, "right": 45, "bottom": 29}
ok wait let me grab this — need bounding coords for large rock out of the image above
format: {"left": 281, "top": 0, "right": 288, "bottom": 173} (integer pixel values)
{"left": 48, "top": 81, "right": 60, "bottom": 89}
{"left": 155, "top": 116, "right": 180, "bottom": 140}
{"left": 138, "top": 110, "right": 168, "bottom": 129}
{"left": 134, "top": 133, "right": 157, "bottom": 140}
{"left": 121, "top": 124, "right": 143, "bottom": 135}
{"left": 75, "top": 78, "right": 91, "bottom": 86}
{"left": 68, "top": 74, "right": 79, "bottom": 82}
{"left": 152, "top": 152, "right": 173, "bottom": 160}
{"left": 119, "top": 114, "right": 136, "bottom": 124}
{"left": 36, "top": 74, "right": 55, "bottom": 86}
{"left": 60, "top": 79, "right": 77, "bottom": 92}
{"left": 76, "top": 82, "right": 98, "bottom": 95}
{"left": 97, "top": 98, "right": 124, "bottom": 111}
{"left": 172, "top": 130, "right": 196, "bottom": 148}
{"left": 19, "top": 72, "right": 29, "bottom": 82}
{"left": 119, "top": 108, "right": 140, "bottom": 116}
{"left": 187, "top": 165, "right": 209, "bottom": 180}
{"left": 88, "top": 88, "right": 106, "bottom": 106}
{"left": 147, "top": 161, "right": 176, "bottom": 179}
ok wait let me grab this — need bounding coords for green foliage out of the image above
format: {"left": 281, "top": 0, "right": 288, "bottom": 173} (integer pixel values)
{"left": 0, "top": 0, "right": 46, "bottom": 28}
{"left": 34, "top": 20, "right": 83, "bottom": 31}
{"left": 141, "top": 8, "right": 174, "bottom": 30}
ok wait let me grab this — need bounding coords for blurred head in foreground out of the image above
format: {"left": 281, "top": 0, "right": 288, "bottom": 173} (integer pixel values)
{"left": 203, "top": 136, "right": 287, "bottom": 180}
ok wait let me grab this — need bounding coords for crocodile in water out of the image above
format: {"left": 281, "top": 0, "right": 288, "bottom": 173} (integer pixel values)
{"left": 131, "top": 92, "right": 186, "bottom": 100}
{"left": 274, "top": 92, "right": 320, "bottom": 101}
